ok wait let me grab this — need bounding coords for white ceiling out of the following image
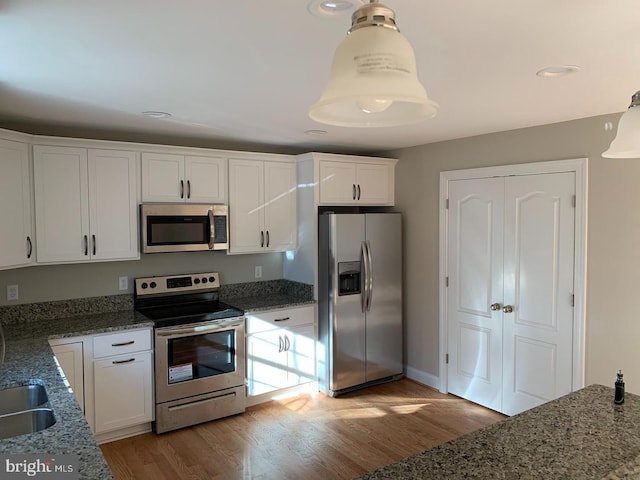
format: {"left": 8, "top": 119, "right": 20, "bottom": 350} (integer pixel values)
{"left": 2, "top": 0, "right": 640, "bottom": 153}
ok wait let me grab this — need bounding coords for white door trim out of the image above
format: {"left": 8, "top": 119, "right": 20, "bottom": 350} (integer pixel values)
{"left": 438, "top": 158, "right": 588, "bottom": 395}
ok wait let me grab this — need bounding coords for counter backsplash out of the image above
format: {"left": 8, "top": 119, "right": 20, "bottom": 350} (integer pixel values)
{"left": 0, "top": 279, "right": 313, "bottom": 327}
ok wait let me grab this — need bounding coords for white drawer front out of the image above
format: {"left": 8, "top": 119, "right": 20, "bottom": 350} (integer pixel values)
{"left": 93, "top": 328, "right": 151, "bottom": 358}
{"left": 246, "top": 305, "right": 314, "bottom": 334}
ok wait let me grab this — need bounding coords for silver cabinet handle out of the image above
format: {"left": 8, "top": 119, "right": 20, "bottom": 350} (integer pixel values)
{"left": 111, "top": 340, "right": 135, "bottom": 347}
{"left": 92, "top": 234, "right": 96, "bottom": 256}
{"left": 274, "top": 317, "right": 290, "bottom": 322}
{"left": 266, "top": 230, "right": 270, "bottom": 248}
{"left": 83, "top": 235, "right": 88, "bottom": 256}
{"left": 26, "top": 236, "right": 32, "bottom": 259}
{"left": 503, "top": 305, "right": 514, "bottom": 313}
{"left": 353, "top": 184, "right": 356, "bottom": 200}
{"left": 180, "top": 180, "right": 184, "bottom": 199}
{"left": 112, "top": 358, "right": 136, "bottom": 365}
{"left": 260, "top": 231, "right": 264, "bottom": 248}
{"left": 490, "top": 303, "right": 502, "bottom": 311}
{"left": 357, "top": 184, "right": 361, "bottom": 201}
{"left": 187, "top": 179, "right": 191, "bottom": 199}
{"left": 284, "top": 335, "right": 290, "bottom": 352}
{"left": 278, "top": 336, "right": 284, "bottom": 353}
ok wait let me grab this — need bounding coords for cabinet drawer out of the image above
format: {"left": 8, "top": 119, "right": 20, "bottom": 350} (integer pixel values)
{"left": 246, "top": 306, "right": 314, "bottom": 334}
{"left": 93, "top": 329, "right": 151, "bottom": 358}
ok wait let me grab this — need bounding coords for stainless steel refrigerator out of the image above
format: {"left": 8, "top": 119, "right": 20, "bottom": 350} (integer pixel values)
{"left": 318, "top": 212, "right": 403, "bottom": 396}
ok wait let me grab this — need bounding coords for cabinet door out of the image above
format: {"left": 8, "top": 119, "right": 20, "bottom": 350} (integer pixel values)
{"left": 284, "top": 324, "right": 316, "bottom": 388}
{"left": 264, "top": 161, "right": 297, "bottom": 251}
{"left": 356, "top": 163, "right": 392, "bottom": 205}
{"left": 93, "top": 351, "right": 153, "bottom": 433}
{"left": 33, "top": 146, "right": 90, "bottom": 263}
{"left": 88, "top": 150, "right": 139, "bottom": 261}
{"left": 0, "top": 139, "right": 33, "bottom": 269}
{"left": 228, "top": 159, "right": 264, "bottom": 253}
{"left": 141, "top": 152, "right": 185, "bottom": 202}
{"left": 246, "top": 330, "right": 288, "bottom": 396}
{"left": 185, "top": 155, "right": 227, "bottom": 203}
{"left": 318, "top": 161, "right": 357, "bottom": 205}
{"left": 51, "top": 342, "right": 85, "bottom": 412}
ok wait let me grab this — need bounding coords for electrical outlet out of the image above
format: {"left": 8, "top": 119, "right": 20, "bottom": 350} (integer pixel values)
{"left": 119, "top": 276, "right": 128, "bottom": 291}
{"left": 255, "top": 266, "right": 262, "bottom": 279}
{"left": 6, "top": 285, "right": 18, "bottom": 301}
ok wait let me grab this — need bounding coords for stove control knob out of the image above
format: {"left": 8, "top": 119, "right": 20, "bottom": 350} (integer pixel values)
{"left": 194, "top": 278, "right": 200, "bottom": 284}
{"left": 141, "top": 282, "right": 148, "bottom": 289}
{"left": 150, "top": 282, "right": 157, "bottom": 289}
{"left": 209, "top": 276, "right": 215, "bottom": 283}
{"left": 202, "top": 277, "right": 208, "bottom": 284}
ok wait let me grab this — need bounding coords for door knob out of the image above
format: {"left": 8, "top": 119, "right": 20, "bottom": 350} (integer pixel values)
{"left": 490, "top": 303, "right": 502, "bottom": 311}
{"left": 502, "top": 305, "right": 514, "bottom": 313}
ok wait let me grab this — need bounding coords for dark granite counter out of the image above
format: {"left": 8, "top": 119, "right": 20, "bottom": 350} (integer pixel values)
{"left": 221, "top": 279, "right": 315, "bottom": 313}
{"left": 0, "top": 308, "right": 153, "bottom": 480}
{"left": 357, "top": 384, "right": 640, "bottom": 480}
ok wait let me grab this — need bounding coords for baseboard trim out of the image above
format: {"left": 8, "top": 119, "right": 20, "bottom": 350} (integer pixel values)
{"left": 95, "top": 422, "right": 152, "bottom": 444}
{"left": 405, "top": 367, "right": 442, "bottom": 392}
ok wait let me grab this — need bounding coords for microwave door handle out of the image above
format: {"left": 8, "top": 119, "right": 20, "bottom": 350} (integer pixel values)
{"left": 208, "top": 210, "right": 215, "bottom": 250}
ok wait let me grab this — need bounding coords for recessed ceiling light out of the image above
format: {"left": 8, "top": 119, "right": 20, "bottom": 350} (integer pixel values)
{"left": 142, "top": 111, "right": 172, "bottom": 118}
{"left": 308, "top": 0, "right": 364, "bottom": 16}
{"left": 305, "top": 129, "right": 328, "bottom": 135}
{"left": 536, "top": 65, "right": 580, "bottom": 78}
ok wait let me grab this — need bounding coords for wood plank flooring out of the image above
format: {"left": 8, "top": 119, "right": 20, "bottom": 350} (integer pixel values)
{"left": 100, "top": 379, "right": 505, "bottom": 480}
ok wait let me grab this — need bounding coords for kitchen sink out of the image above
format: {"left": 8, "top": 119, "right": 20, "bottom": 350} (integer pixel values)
{"left": 0, "top": 384, "right": 49, "bottom": 416}
{"left": 0, "top": 408, "right": 56, "bottom": 440}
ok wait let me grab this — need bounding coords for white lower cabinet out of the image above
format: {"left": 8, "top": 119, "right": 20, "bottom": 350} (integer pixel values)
{"left": 49, "top": 327, "right": 153, "bottom": 443}
{"left": 246, "top": 306, "right": 316, "bottom": 399}
{"left": 50, "top": 341, "right": 85, "bottom": 412}
{"left": 93, "top": 351, "right": 153, "bottom": 434}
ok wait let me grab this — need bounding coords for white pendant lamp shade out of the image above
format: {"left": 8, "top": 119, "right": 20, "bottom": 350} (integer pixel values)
{"left": 309, "top": 1, "right": 438, "bottom": 127}
{"left": 603, "top": 91, "right": 640, "bottom": 158}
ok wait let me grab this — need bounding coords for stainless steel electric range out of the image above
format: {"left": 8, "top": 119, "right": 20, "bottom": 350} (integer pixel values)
{"left": 134, "top": 272, "right": 245, "bottom": 434}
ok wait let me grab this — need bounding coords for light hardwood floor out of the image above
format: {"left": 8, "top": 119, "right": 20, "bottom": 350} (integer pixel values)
{"left": 101, "top": 379, "right": 505, "bottom": 480}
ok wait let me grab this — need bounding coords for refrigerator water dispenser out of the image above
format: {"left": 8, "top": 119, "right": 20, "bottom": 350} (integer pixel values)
{"left": 338, "top": 261, "right": 361, "bottom": 296}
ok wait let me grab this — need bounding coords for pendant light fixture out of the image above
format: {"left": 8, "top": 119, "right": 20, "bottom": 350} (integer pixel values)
{"left": 603, "top": 91, "right": 640, "bottom": 158}
{"left": 309, "top": 0, "right": 438, "bottom": 127}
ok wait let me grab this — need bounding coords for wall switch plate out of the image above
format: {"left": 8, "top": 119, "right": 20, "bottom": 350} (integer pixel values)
{"left": 255, "top": 266, "right": 262, "bottom": 279}
{"left": 6, "top": 285, "right": 18, "bottom": 301}
{"left": 119, "top": 276, "right": 128, "bottom": 291}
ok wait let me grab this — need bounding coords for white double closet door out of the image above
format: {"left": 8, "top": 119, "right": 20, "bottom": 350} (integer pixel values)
{"left": 447, "top": 172, "right": 575, "bottom": 416}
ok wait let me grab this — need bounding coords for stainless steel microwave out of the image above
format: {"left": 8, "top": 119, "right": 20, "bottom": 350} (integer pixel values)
{"left": 140, "top": 204, "right": 229, "bottom": 253}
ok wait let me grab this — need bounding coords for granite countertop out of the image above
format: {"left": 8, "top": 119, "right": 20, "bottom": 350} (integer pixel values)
{"left": 0, "top": 310, "right": 153, "bottom": 479}
{"left": 357, "top": 384, "right": 640, "bottom": 480}
{"left": 224, "top": 294, "right": 315, "bottom": 314}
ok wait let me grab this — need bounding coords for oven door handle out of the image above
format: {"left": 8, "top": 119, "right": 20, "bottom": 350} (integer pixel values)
{"left": 156, "top": 320, "right": 244, "bottom": 337}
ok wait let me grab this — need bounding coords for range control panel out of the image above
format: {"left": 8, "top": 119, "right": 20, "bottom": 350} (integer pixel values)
{"left": 134, "top": 272, "right": 221, "bottom": 296}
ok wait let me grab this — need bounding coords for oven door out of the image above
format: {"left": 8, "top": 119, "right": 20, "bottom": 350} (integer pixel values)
{"left": 154, "top": 318, "right": 245, "bottom": 404}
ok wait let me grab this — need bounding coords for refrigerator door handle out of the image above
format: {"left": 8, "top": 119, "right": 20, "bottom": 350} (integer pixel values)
{"left": 365, "top": 240, "right": 373, "bottom": 312}
{"left": 361, "top": 240, "right": 369, "bottom": 313}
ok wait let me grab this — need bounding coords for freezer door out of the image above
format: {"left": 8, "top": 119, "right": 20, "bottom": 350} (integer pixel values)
{"left": 365, "top": 213, "right": 403, "bottom": 381}
{"left": 329, "top": 214, "right": 367, "bottom": 392}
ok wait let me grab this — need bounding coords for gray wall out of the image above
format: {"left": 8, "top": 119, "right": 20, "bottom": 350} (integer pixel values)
{"left": 389, "top": 112, "right": 640, "bottom": 394}
{"left": 0, "top": 251, "right": 283, "bottom": 306}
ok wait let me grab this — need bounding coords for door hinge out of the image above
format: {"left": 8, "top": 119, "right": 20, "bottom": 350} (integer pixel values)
{"left": 570, "top": 294, "right": 575, "bottom": 307}
{"left": 445, "top": 198, "right": 449, "bottom": 209}
{"left": 572, "top": 195, "right": 576, "bottom": 208}
{"left": 445, "top": 276, "right": 449, "bottom": 287}
{"left": 446, "top": 353, "right": 449, "bottom": 364}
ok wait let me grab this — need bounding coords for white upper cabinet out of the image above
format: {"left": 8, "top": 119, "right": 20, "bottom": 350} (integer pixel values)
{"left": 228, "top": 157, "right": 297, "bottom": 254}
{"left": 317, "top": 155, "right": 396, "bottom": 206}
{"left": 0, "top": 139, "right": 34, "bottom": 270}
{"left": 141, "top": 152, "right": 226, "bottom": 203}
{"left": 33, "top": 146, "right": 139, "bottom": 264}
